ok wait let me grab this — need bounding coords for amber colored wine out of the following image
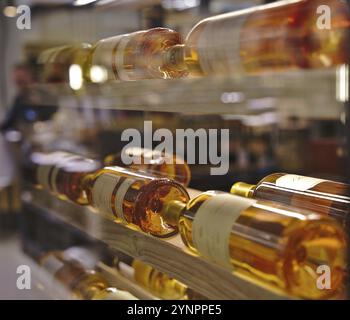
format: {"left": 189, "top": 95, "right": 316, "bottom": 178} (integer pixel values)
{"left": 167, "top": 0, "right": 350, "bottom": 77}
{"left": 85, "top": 166, "right": 189, "bottom": 237}
{"left": 40, "top": 250, "right": 137, "bottom": 300}
{"left": 26, "top": 151, "right": 101, "bottom": 205}
{"left": 162, "top": 191, "right": 346, "bottom": 299}
{"left": 231, "top": 173, "right": 350, "bottom": 228}
{"left": 87, "top": 28, "right": 188, "bottom": 82}
{"left": 38, "top": 43, "right": 92, "bottom": 83}
{"left": 133, "top": 259, "right": 188, "bottom": 300}
{"left": 104, "top": 147, "right": 191, "bottom": 187}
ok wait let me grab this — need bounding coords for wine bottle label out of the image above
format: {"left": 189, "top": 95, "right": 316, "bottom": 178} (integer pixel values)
{"left": 92, "top": 35, "right": 124, "bottom": 81}
{"left": 275, "top": 174, "right": 327, "bottom": 191}
{"left": 114, "top": 178, "right": 135, "bottom": 221}
{"left": 195, "top": 12, "right": 247, "bottom": 75}
{"left": 92, "top": 173, "right": 121, "bottom": 220}
{"left": 192, "top": 194, "right": 256, "bottom": 268}
{"left": 35, "top": 152, "right": 69, "bottom": 189}
{"left": 92, "top": 173, "right": 135, "bottom": 222}
{"left": 50, "top": 155, "right": 82, "bottom": 194}
{"left": 92, "top": 33, "right": 138, "bottom": 81}
{"left": 114, "top": 34, "right": 133, "bottom": 81}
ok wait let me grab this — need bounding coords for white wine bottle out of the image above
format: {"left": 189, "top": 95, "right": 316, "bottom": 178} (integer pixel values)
{"left": 87, "top": 27, "right": 188, "bottom": 82}
{"left": 162, "top": 191, "right": 346, "bottom": 299}
{"left": 231, "top": 173, "right": 350, "bottom": 228}
{"left": 167, "top": 0, "right": 350, "bottom": 77}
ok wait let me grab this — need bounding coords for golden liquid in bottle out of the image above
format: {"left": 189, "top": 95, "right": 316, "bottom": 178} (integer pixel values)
{"left": 236, "top": 173, "right": 350, "bottom": 228}
{"left": 40, "top": 251, "right": 110, "bottom": 300}
{"left": 38, "top": 43, "right": 92, "bottom": 83}
{"left": 88, "top": 166, "right": 189, "bottom": 237}
{"left": 104, "top": 147, "right": 191, "bottom": 187}
{"left": 176, "top": 191, "right": 346, "bottom": 299}
{"left": 184, "top": 0, "right": 350, "bottom": 77}
{"left": 25, "top": 151, "right": 80, "bottom": 192}
{"left": 88, "top": 28, "right": 187, "bottom": 82}
{"left": 132, "top": 259, "right": 188, "bottom": 300}
{"left": 54, "top": 156, "right": 101, "bottom": 205}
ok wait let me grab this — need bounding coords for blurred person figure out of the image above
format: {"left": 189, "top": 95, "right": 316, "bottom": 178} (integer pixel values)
{"left": 0, "top": 63, "right": 58, "bottom": 133}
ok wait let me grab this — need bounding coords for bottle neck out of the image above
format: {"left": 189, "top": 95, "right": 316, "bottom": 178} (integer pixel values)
{"left": 161, "top": 200, "right": 187, "bottom": 228}
{"left": 163, "top": 44, "right": 188, "bottom": 74}
{"left": 230, "top": 182, "right": 256, "bottom": 198}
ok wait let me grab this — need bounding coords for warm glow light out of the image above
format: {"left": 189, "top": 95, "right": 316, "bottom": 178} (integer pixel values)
{"left": 74, "top": 0, "right": 99, "bottom": 6}
{"left": 90, "top": 65, "right": 108, "bottom": 83}
{"left": 336, "top": 64, "right": 349, "bottom": 102}
{"left": 3, "top": 6, "right": 17, "bottom": 18}
{"left": 69, "top": 64, "right": 83, "bottom": 91}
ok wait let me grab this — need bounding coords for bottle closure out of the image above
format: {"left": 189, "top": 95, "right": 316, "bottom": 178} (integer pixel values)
{"left": 230, "top": 182, "right": 255, "bottom": 198}
{"left": 163, "top": 44, "right": 188, "bottom": 74}
{"left": 162, "top": 200, "right": 187, "bottom": 227}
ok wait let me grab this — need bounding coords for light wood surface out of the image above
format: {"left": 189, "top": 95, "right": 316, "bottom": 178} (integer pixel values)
{"left": 26, "top": 188, "right": 290, "bottom": 300}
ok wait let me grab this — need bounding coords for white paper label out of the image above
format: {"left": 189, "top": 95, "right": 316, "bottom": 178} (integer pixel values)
{"left": 114, "top": 35, "right": 133, "bottom": 81}
{"left": 50, "top": 155, "right": 81, "bottom": 194}
{"left": 195, "top": 12, "right": 247, "bottom": 75}
{"left": 92, "top": 173, "right": 121, "bottom": 220}
{"left": 114, "top": 178, "right": 135, "bottom": 222}
{"left": 275, "top": 174, "right": 327, "bottom": 191}
{"left": 192, "top": 194, "right": 256, "bottom": 268}
{"left": 92, "top": 35, "right": 125, "bottom": 81}
{"left": 92, "top": 33, "right": 136, "bottom": 81}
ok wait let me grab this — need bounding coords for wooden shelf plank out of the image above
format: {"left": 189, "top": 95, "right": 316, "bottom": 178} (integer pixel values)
{"left": 28, "top": 68, "right": 341, "bottom": 119}
{"left": 26, "top": 188, "right": 290, "bottom": 300}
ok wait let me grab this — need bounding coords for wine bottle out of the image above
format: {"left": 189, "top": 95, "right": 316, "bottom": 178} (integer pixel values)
{"left": 26, "top": 151, "right": 101, "bottom": 205}
{"left": 167, "top": 0, "right": 350, "bottom": 77}
{"left": 87, "top": 27, "right": 188, "bottom": 82}
{"left": 104, "top": 147, "right": 191, "bottom": 186}
{"left": 231, "top": 173, "right": 350, "bottom": 227}
{"left": 162, "top": 191, "right": 346, "bottom": 299}
{"left": 38, "top": 43, "right": 92, "bottom": 83}
{"left": 85, "top": 166, "right": 189, "bottom": 237}
{"left": 118, "top": 259, "right": 188, "bottom": 300}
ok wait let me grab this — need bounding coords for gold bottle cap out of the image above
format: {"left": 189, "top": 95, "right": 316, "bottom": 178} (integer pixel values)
{"left": 230, "top": 182, "right": 255, "bottom": 198}
{"left": 162, "top": 200, "right": 187, "bottom": 227}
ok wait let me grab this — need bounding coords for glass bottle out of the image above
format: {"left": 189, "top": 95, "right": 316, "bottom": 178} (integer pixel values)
{"left": 85, "top": 166, "right": 189, "bottom": 237}
{"left": 26, "top": 151, "right": 101, "bottom": 205}
{"left": 231, "top": 173, "right": 350, "bottom": 228}
{"left": 118, "top": 259, "right": 188, "bottom": 300}
{"left": 40, "top": 250, "right": 137, "bottom": 300}
{"left": 38, "top": 43, "right": 92, "bottom": 83}
{"left": 104, "top": 147, "right": 191, "bottom": 186}
{"left": 87, "top": 27, "right": 188, "bottom": 82}
{"left": 167, "top": 0, "right": 350, "bottom": 77}
{"left": 162, "top": 191, "right": 346, "bottom": 299}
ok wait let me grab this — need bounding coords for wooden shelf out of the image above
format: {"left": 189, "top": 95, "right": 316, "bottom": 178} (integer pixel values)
{"left": 28, "top": 68, "right": 342, "bottom": 119}
{"left": 25, "top": 188, "right": 290, "bottom": 300}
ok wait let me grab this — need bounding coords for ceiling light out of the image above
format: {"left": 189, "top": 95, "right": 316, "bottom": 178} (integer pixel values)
{"left": 73, "top": 0, "right": 99, "bottom": 6}
{"left": 3, "top": 6, "right": 17, "bottom": 18}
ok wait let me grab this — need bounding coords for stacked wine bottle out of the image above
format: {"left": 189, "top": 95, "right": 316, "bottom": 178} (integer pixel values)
{"left": 39, "top": 0, "right": 350, "bottom": 84}
{"left": 25, "top": 147, "right": 348, "bottom": 299}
